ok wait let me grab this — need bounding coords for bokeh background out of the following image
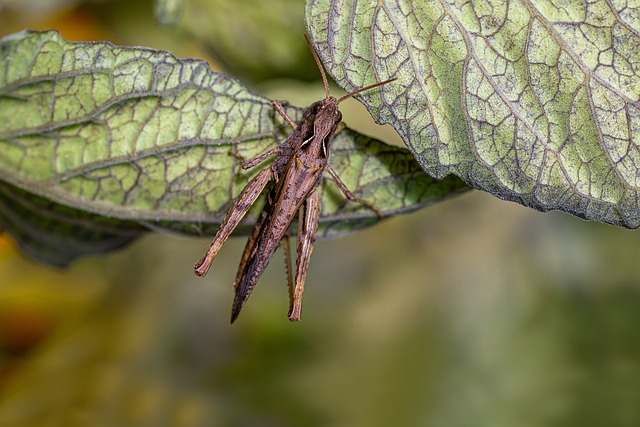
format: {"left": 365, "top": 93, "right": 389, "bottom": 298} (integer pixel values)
{"left": 2, "top": 1, "right": 640, "bottom": 426}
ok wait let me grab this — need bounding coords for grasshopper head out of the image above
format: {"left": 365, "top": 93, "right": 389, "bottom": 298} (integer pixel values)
{"left": 298, "top": 96, "right": 342, "bottom": 158}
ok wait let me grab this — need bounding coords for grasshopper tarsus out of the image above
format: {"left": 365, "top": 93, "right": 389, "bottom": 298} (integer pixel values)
{"left": 194, "top": 259, "right": 208, "bottom": 276}
{"left": 197, "top": 35, "right": 395, "bottom": 323}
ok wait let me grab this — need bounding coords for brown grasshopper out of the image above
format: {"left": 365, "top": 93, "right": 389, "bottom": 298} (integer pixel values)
{"left": 195, "top": 35, "right": 394, "bottom": 323}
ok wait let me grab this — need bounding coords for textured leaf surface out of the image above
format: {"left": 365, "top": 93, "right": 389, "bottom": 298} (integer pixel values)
{"left": 0, "top": 30, "right": 466, "bottom": 265}
{"left": 307, "top": 0, "right": 640, "bottom": 227}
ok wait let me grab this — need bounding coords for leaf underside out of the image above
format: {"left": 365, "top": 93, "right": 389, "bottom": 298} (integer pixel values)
{"left": 307, "top": 0, "right": 640, "bottom": 228}
{"left": 0, "top": 30, "right": 466, "bottom": 265}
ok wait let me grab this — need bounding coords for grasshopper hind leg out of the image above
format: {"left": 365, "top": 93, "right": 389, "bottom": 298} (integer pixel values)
{"left": 288, "top": 189, "right": 320, "bottom": 321}
{"left": 194, "top": 168, "right": 272, "bottom": 277}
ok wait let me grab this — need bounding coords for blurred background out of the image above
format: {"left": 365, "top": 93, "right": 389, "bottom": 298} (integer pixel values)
{"left": 2, "top": 1, "right": 640, "bottom": 426}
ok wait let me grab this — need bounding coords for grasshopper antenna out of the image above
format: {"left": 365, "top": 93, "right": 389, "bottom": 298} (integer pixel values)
{"left": 304, "top": 34, "right": 396, "bottom": 103}
{"left": 304, "top": 34, "right": 331, "bottom": 99}
{"left": 337, "top": 77, "right": 396, "bottom": 104}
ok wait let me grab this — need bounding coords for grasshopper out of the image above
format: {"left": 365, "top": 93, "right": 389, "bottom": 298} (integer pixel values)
{"left": 195, "top": 35, "right": 394, "bottom": 323}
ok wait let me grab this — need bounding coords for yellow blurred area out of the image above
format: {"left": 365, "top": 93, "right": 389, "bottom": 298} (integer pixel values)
{"left": 2, "top": 1, "right": 640, "bottom": 426}
{"left": 0, "top": 2, "right": 107, "bottom": 41}
{"left": 0, "top": 234, "right": 108, "bottom": 362}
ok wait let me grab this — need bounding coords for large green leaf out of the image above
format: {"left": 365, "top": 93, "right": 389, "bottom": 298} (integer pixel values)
{"left": 307, "top": 0, "right": 640, "bottom": 228}
{"left": 0, "top": 30, "right": 466, "bottom": 265}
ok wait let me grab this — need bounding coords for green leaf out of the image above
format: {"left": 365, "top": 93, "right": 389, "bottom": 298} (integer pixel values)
{"left": 180, "top": 0, "right": 311, "bottom": 82}
{"left": 307, "top": 0, "right": 640, "bottom": 228}
{"left": 0, "top": 30, "right": 466, "bottom": 265}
